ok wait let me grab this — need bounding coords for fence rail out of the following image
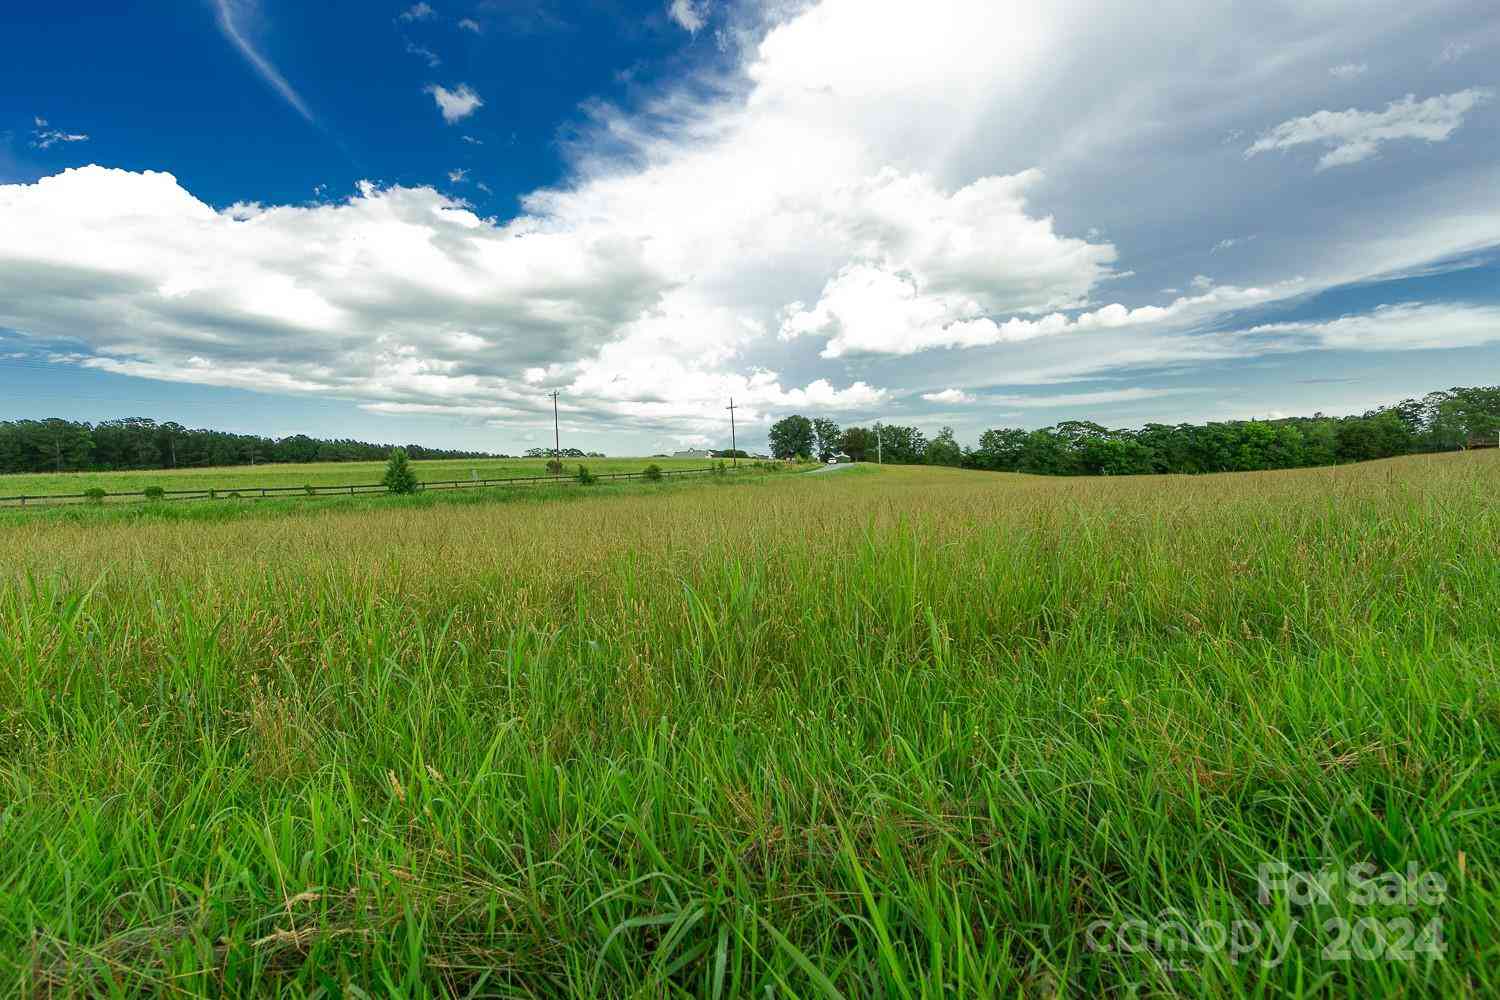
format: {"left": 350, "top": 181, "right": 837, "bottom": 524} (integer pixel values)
{"left": 0, "top": 465, "right": 738, "bottom": 508}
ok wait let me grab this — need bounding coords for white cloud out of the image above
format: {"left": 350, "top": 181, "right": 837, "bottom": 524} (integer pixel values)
{"left": 425, "top": 83, "right": 483, "bottom": 123}
{"left": 667, "top": 0, "right": 709, "bottom": 33}
{"left": 991, "top": 387, "right": 1187, "bottom": 409}
{"left": 1210, "top": 236, "right": 1254, "bottom": 254}
{"left": 1439, "top": 40, "right": 1473, "bottom": 63}
{"left": 212, "top": 0, "right": 313, "bottom": 122}
{"left": 461, "top": 135, "right": 482, "bottom": 144}
{"left": 447, "top": 168, "right": 468, "bottom": 183}
{"left": 398, "top": 3, "right": 436, "bottom": 22}
{"left": 1242, "top": 301, "right": 1500, "bottom": 352}
{"left": 458, "top": 17, "right": 481, "bottom": 33}
{"left": 30, "top": 117, "right": 89, "bottom": 150}
{"left": 779, "top": 266, "right": 1293, "bottom": 357}
{"left": 921, "top": 388, "right": 976, "bottom": 404}
{"left": 1328, "top": 62, "right": 1367, "bottom": 80}
{"left": 406, "top": 41, "right": 440, "bottom": 67}
{"left": 1246, "top": 89, "right": 1494, "bottom": 170}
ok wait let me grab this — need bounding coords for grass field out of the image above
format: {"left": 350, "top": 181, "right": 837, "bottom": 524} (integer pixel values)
{"left": 1, "top": 454, "right": 1496, "bottom": 995}
{"left": 0, "top": 455, "right": 723, "bottom": 498}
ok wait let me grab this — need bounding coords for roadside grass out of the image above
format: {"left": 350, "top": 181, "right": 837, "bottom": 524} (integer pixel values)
{"left": 0, "top": 455, "right": 732, "bottom": 499}
{"left": 0, "top": 453, "right": 1496, "bottom": 995}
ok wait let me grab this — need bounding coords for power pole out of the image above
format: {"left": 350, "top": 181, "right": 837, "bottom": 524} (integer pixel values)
{"left": 726, "top": 398, "right": 739, "bottom": 467}
{"left": 548, "top": 390, "right": 561, "bottom": 470}
{"left": 876, "top": 421, "right": 882, "bottom": 464}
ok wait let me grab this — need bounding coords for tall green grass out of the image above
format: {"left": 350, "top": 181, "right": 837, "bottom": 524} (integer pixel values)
{"left": 0, "top": 455, "right": 1495, "bottom": 995}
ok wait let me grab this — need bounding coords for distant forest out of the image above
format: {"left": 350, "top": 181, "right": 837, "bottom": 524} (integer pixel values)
{"left": 771, "top": 385, "right": 1500, "bottom": 475}
{"left": 0, "top": 417, "right": 501, "bottom": 475}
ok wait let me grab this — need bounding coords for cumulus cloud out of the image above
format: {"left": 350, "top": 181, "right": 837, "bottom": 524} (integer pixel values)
{"left": 0, "top": 167, "right": 883, "bottom": 438}
{"left": 398, "top": 3, "right": 436, "bottom": 22}
{"left": 667, "top": 0, "right": 709, "bottom": 33}
{"left": 212, "top": 0, "right": 313, "bottom": 122}
{"left": 1246, "top": 89, "right": 1494, "bottom": 170}
{"left": 921, "top": 388, "right": 976, "bottom": 404}
{"left": 458, "top": 17, "right": 481, "bottom": 33}
{"left": 425, "top": 83, "right": 483, "bottom": 123}
{"left": 779, "top": 265, "right": 1294, "bottom": 358}
{"left": 446, "top": 167, "right": 468, "bottom": 183}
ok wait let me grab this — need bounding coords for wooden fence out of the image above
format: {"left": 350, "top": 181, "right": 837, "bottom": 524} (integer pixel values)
{"left": 0, "top": 466, "right": 730, "bottom": 508}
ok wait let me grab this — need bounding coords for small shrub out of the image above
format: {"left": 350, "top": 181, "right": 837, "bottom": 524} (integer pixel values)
{"left": 546, "top": 458, "right": 564, "bottom": 475}
{"left": 143, "top": 486, "right": 165, "bottom": 501}
{"left": 304, "top": 484, "right": 316, "bottom": 496}
{"left": 643, "top": 463, "right": 664, "bottom": 482}
{"left": 713, "top": 460, "right": 728, "bottom": 476}
{"left": 577, "top": 465, "right": 598, "bottom": 486}
{"left": 383, "top": 447, "right": 419, "bottom": 495}
{"left": 84, "top": 487, "right": 107, "bottom": 505}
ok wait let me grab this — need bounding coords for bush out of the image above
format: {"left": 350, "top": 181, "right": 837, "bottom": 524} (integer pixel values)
{"left": 713, "top": 460, "right": 728, "bottom": 476}
{"left": 577, "top": 465, "right": 598, "bottom": 485}
{"left": 304, "top": 484, "right": 316, "bottom": 496}
{"left": 143, "top": 486, "right": 165, "bottom": 501}
{"left": 546, "top": 458, "right": 564, "bottom": 475}
{"left": 383, "top": 447, "right": 419, "bottom": 495}
{"left": 642, "top": 463, "right": 664, "bottom": 482}
{"left": 83, "top": 487, "right": 107, "bottom": 505}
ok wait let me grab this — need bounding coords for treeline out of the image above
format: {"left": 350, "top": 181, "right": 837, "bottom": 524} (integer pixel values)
{"left": 0, "top": 417, "right": 501, "bottom": 474}
{"left": 768, "top": 386, "right": 1500, "bottom": 475}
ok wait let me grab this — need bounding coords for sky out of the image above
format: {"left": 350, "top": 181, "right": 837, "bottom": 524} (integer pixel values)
{"left": 1, "top": 0, "right": 1498, "bottom": 456}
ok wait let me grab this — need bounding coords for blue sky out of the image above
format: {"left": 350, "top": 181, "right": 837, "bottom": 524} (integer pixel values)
{"left": 2, "top": 0, "right": 1499, "bottom": 454}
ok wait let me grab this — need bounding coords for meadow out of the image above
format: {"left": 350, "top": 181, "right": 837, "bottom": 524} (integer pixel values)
{"left": 0, "top": 454, "right": 1496, "bottom": 996}
{"left": 0, "top": 455, "right": 721, "bottom": 500}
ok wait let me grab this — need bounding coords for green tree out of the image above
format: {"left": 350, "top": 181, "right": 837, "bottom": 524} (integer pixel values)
{"left": 812, "top": 417, "right": 842, "bottom": 462}
{"left": 838, "top": 426, "right": 875, "bottom": 462}
{"left": 382, "top": 447, "right": 419, "bottom": 495}
{"left": 768, "top": 415, "right": 815, "bottom": 460}
{"left": 924, "top": 426, "right": 963, "bottom": 466}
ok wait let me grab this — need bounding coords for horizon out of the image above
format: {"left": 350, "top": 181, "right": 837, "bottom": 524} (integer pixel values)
{"left": 3, "top": 1, "right": 1499, "bottom": 455}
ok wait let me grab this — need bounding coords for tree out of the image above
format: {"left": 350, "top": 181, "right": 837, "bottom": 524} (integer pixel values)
{"left": 812, "top": 417, "right": 842, "bottom": 462}
{"left": 875, "top": 424, "right": 928, "bottom": 464}
{"left": 768, "top": 415, "right": 815, "bottom": 460}
{"left": 924, "top": 426, "right": 963, "bottom": 466}
{"left": 382, "top": 447, "right": 419, "bottom": 495}
{"left": 838, "top": 426, "right": 875, "bottom": 462}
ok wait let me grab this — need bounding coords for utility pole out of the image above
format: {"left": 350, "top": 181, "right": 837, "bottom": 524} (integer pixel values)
{"left": 726, "top": 397, "right": 738, "bottom": 467}
{"left": 548, "top": 390, "right": 561, "bottom": 471}
{"left": 876, "top": 421, "right": 882, "bottom": 464}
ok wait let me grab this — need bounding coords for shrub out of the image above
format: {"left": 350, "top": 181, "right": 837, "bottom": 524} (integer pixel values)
{"left": 304, "top": 484, "right": 316, "bottom": 496}
{"left": 713, "top": 460, "right": 728, "bottom": 476}
{"left": 546, "top": 458, "right": 564, "bottom": 475}
{"left": 83, "top": 487, "right": 107, "bottom": 505}
{"left": 577, "top": 465, "right": 598, "bottom": 486}
{"left": 643, "top": 463, "right": 664, "bottom": 482}
{"left": 143, "top": 486, "right": 165, "bottom": 501}
{"left": 383, "top": 447, "right": 419, "bottom": 495}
